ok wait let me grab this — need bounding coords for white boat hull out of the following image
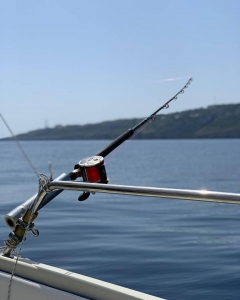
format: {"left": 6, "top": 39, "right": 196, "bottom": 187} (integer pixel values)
{"left": 0, "top": 255, "right": 164, "bottom": 300}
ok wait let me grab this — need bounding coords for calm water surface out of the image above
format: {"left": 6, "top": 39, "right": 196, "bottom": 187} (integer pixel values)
{"left": 0, "top": 139, "right": 240, "bottom": 300}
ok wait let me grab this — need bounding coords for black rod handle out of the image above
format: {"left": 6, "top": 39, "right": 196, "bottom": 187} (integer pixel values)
{"left": 96, "top": 129, "right": 134, "bottom": 157}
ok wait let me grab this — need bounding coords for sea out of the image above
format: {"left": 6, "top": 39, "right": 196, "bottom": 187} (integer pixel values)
{"left": 0, "top": 139, "right": 240, "bottom": 300}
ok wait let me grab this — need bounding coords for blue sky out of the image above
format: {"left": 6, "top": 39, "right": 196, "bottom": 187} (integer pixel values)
{"left": 1, "top": 0, "right": 239, "bottom": 138}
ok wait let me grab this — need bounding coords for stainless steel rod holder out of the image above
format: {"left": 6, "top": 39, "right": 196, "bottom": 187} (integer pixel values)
{"left": 47, "top": 181, "right": 240, "bottom": 205}
{"left": 33, "top": 180, "right": 240, "bottom": 215}
{"left": 5, "top": 180, "right": 240, "bottom": 230}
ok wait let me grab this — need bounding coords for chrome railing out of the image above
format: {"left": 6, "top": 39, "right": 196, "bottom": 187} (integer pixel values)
{"left": 5, "top": 180, "right": 240, "bottom": 230}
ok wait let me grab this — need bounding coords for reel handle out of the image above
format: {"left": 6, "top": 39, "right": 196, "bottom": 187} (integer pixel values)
{"left": 78, "top": 191, "right": 90, "bottom": 201}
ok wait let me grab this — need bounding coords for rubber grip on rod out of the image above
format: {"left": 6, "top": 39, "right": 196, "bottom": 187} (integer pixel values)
{"left": 96, "top": 129, "right": 134, "bottom": 157}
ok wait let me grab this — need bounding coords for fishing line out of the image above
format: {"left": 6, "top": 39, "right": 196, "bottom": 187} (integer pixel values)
{"left": 0, "top": 114, "right": 39, "bottom": 179}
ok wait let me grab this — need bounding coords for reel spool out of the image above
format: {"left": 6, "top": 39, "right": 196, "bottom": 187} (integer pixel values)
{"left": 79, "top": 156, "right": 108, "bottom": 184}
{"left": 69, "top": 155, "right": 108, "bottom": 201}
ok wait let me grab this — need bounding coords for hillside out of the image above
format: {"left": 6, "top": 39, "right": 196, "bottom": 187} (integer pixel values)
{"left": 2, "top": 104, "right": 240, "bottom": 140}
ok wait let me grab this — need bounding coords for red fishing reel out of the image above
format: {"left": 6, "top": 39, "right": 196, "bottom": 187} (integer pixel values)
{"left": 70, "top": 155, "right": 108, "bottom": 201}
{"left": 79, "top": 156, "right": 108, "bottom": 184}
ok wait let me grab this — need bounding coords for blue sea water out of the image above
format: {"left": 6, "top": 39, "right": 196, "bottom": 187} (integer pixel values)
{"left": 0, "top": 139, "right": 240, "bottom": 300}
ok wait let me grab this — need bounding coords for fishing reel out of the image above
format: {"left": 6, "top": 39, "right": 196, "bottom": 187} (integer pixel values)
{"left": 70, "top": 155, "right": 108, "bottom": 201}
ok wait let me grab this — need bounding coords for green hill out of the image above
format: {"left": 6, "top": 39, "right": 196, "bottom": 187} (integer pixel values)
{"left": 2, "top": 104, "right": 240, "bottom": 140}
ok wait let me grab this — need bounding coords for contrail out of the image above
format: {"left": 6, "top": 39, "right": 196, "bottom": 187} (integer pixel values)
{"left": 156, "top": 77, "right": 188, "bottom": 83}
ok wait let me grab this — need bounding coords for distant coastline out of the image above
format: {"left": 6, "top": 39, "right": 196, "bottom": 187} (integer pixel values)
{"left": 1, "top": 103, "right": 240, "bottom": 140}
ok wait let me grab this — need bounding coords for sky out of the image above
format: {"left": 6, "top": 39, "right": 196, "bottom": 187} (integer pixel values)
{"left": 1, "top": 0, "right": 239, "bottom": 138}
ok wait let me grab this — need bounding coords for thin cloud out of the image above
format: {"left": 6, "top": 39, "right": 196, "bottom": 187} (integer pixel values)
{"left": 156, "top": 77, "right": 188, "bottom": 83}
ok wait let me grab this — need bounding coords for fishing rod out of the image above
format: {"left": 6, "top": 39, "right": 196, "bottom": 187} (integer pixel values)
{"left": 70, "top": 77, "right": 193, "bottom": 200}
{"left": 3, "top": 77, "right": 193, "bottom": 228}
